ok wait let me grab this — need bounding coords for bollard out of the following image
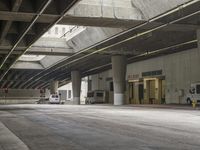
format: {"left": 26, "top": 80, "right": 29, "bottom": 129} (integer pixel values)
{"left": 192, "top": 100, "right": 196, "bottom": 108}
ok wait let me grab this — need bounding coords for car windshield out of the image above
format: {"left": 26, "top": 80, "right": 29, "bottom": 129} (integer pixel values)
{"left": 52, "top": 95, "right": 58, "bottom": 98}
{"left": 87, "top": 92, "right": 94, "bottom": 97}
{"left": 96, "top": 93, "right": 103, "bottom": 97}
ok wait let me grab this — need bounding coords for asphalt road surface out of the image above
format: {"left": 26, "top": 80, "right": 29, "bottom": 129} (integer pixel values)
{"left": 0, "top": 104, "right": 199, "bottom": 150}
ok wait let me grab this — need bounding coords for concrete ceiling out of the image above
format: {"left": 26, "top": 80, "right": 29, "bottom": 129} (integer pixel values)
{"left": 0, "top": 0, "right": 200, "bottom": 89}
{"left": 0, "top": 0, "right": 80, "bottom": 88}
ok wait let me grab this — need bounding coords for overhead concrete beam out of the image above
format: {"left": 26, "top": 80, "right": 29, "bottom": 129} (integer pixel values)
{"left": 0, "top": 11, "right": 143, "bottom": 28}
{"left": 39, "top": 56, "right": 67, "bottom": 68}
{"left": 0, "top": 37, "right": 74, "bottom": 56}
{"left": 33, "top": 37, "right": 71, "bottom": 49}
{"left": 0, "top": 0, "right": 22, "bottom": 44}
{"left": 12, "top": 62, "right": 44, "bottom": 70}
{"left": 26, "top": 47, "right": 75, "bottom": 56}
{"left": 0, "top": 0, "right": 193, "bottom": 23}
{"left": 67, "top": 0, "right": 194, "bottom": 20}
{"left": 67, "top": 0, "right": 144, "bottom": 20}
{"left": 67, "top": 27, "right": 124, "bottom": 51}
{"left": 0, "top": 11, "right": 199, "bottom": 29}
{"left": 0, "top": 48, "right": 75, "bottom": 56}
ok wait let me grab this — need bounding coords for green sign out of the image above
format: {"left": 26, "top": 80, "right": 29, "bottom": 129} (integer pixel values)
{"left": 142, "top": 70, "right": 162, "bottom": 77}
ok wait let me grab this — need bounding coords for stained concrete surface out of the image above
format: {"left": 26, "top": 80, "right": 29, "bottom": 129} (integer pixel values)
{"left": 0, "top": 104, "right": 200, "bottom": 150}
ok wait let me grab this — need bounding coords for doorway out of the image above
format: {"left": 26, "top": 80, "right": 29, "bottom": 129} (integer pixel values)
{"left": 149, "top": 80, "right": 156, "bottom": 104}
{"left": 139, "top": 84, "right": 144, "bottom": 104}
{"left": 129, "top": 81, "right": 144, "bottom": 104}
{"left": 161, "top": 80, "right": 166, "bottom": 104}
{"left": 129, "top": 82, "right": 134, "bottom": 104}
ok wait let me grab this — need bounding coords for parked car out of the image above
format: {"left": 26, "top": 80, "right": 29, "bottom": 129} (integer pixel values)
{"left": 49, "top": 94, "right": 60, "bottom": 104}
{"left": 186, "top": 82, "right": 200, "bottom": 104}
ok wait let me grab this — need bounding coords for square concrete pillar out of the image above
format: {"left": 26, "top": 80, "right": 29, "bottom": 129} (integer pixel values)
{"left": 50, "top": 81, "right": 58, "bottom": 94}
{"left": 111, "top": 55, "right": 127, "bottom": 105}
{"left": 71, "top": 71, "right": 81, "bottom": 105}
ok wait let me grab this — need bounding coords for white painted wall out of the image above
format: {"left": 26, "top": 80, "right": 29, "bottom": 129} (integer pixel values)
{"left": 90, "top": 48, "right": 200, "bottom": 104}
{"left": 91, "top": 70, "right": 112, "bottom": 91}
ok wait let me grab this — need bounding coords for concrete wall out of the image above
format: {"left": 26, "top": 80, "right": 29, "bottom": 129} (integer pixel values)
{"left": 91, "top": 70, "right": 112, "bottom": 91}
{"left": 90, "top": 70, "right": 114, "bottom": 104}
{"left": 90, "top": 48, "right": 200, "bottom": 104}
{"left": 0, "top": 89, "right": 41, "bottom": 104}
{"left": 127, "top": 48, "right": 200, "bottom": 104}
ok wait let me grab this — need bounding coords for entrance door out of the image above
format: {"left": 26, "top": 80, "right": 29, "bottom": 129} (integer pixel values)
{"left": 149, "top": 80, "right": 156, "bottom": 104}
{"left": 161, "top": 80, "right": 166, "bottom": 104}
{"left": 129, "top": 82, "right": 134, "bottom": 104}
{"left": 139, "top": 84, "right": 144, "bottom": 104}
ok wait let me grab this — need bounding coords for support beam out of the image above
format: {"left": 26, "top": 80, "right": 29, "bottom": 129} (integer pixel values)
{"left": 0, "top": 0, "right": 22, "bottom": 44}
{"left": 50, "top": 80, "right": 58, "bottom": 94}
{"left": 26, "top": 47, "right": 74, "bottom": 56}
{"left": 71, "top": 71, "right": 81, "bottom": 105}
{"left": 0, "top": 0, "right": 80, "bottom": 83}
{"left": 0, "top": 11, "right": 199, "bottom": 30}
{"left": 0, "top": 48, "right": 74, "bottom": 56}
{"left": 111, "top": 55, "right": 127, "bottom": 105}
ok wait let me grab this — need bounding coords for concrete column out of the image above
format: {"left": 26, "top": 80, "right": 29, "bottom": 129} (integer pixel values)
{"left": 71, "top": 71, "right": 81, "bottom": 105}
{"left": 111, "top": 55, "right": 127, "bottom": 105}
{"left": 197, "top": 29, "right": 200, "bottom": 49}
{"left": 50, "top": 80, "right": 58, "bottom": 94}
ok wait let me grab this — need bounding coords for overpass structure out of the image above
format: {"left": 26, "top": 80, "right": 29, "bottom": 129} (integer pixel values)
{"left": 0, "top": 0, "right": 200, "bottom": 105}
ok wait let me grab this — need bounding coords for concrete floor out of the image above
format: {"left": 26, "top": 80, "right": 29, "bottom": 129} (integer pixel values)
{"left": 0, "top": 104, "right": 200, "bottom": 150}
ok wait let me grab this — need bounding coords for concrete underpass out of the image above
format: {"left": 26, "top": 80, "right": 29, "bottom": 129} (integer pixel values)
{"left": 0, "top": 0, "right": 200, "bottom": 149}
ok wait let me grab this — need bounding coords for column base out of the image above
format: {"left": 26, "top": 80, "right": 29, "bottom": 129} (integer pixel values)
{"left": 73, "top": 97, "right": 80, "bottom": 105}
{"left": 114, "top": 93, "right": 124, "bottom": 105}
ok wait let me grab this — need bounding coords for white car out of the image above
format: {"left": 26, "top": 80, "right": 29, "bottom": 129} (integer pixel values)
{"left": 49, "top": 94, "right": 60, "bottom": 104}
{"left": 186, "top": 82, "right": 200, "bottom": 104}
